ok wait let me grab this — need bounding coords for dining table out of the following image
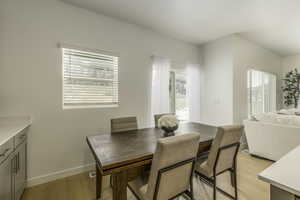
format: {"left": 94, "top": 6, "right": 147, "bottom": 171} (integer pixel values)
{"left": 86, "top": 122, "right": 217, "bottom": 200}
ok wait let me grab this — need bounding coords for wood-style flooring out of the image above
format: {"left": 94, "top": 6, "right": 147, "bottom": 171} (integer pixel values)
{"left": 22, "top": 152, "right": 273, "bottom": 200}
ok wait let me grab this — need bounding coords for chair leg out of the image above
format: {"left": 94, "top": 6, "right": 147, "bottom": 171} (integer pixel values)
{"left": 234, "top": 169, "right": 238, "bottom": 200}
{"left": 190, "top": 174, "right": 194, "bottom": 200}
{"left": 213, "top": 175, "right": 217, "bottom": 200}
{"left": 197, "top": 170, "right": 238, "bottom": 200}
{"left": 233, "top": 160, "right": 238, "bottom": 200}
{"left": 230, "top": 170, "right": 235, "bottom": 187}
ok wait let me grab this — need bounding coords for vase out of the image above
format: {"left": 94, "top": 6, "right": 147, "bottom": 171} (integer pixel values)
{"left": 161, "top": 125, "right": 178, "bottom": 137}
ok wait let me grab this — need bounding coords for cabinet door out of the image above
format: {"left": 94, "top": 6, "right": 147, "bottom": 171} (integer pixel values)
{"left": 270, "top": 185, "right": 295, "bottom": 200}
{"left": 14, "top": 142, "right": 26, "bottom": 200}
{"left": 0, "top": 155, "right": 13, "bottom": 200}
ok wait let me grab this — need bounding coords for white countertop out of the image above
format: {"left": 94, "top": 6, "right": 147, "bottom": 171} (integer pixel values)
{"left": 0, "top": 116, "right": 32, "bottom": 146}
{"left": 259, "top": 145, "right": 300, "bottom": 196}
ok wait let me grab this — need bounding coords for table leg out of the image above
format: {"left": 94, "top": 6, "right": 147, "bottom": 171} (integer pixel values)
{"left": 112, "top": 170, "right": 128, "bottom": 200}
{"left": 96, "top": 164, "right": 102, "bottom": 199}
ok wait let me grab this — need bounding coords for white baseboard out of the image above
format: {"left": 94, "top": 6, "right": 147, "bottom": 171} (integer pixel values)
{"left": 26, "top": 163, "right": 95, "bottom": 187}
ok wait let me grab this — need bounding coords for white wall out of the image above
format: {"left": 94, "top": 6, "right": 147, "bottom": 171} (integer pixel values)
{"left": 233, "top": 35, "right": 283, "bottom": 123}
{"left": 200, "top": 35, "right": 282, "bottom": 150}
{"left": 200, "top": 36, "right": 235, "bottom": 125}
{"left": 200, "top": 35, "right": 283, "bottom": 126}
{"left": 0, "top": 0, "right": 201, "bottom": 185}
{"left": 187, "top": 63, "right": 202, "bottom": 122}
{"left": 282, "top": 55, "right": 300, "bottom": 75}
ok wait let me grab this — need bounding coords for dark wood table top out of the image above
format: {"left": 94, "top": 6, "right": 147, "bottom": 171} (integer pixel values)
{"left": 87, "top": 122, "right": 217, "bottom": 172}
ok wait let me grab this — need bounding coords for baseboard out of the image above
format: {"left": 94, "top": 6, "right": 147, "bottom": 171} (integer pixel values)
{"left": 26, "top": 163, "right": 95, "bottom": 187}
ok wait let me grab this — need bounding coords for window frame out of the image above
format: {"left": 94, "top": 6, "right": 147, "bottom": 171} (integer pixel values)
{"left": 60, "top": 44, "right": 120, "bottom": 109}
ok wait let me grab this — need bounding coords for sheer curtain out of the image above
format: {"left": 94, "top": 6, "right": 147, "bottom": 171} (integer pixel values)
{"left": 248, "top": 69, "right": 277, "bottom": 116}
{"left": 151, "top": 56, "right": 171, "bottom": 117}
{"left": 187, "top": 64, "right": 201, "bottom": 122}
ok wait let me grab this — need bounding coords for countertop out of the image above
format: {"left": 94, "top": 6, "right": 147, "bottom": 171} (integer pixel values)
{"left": 0, "top": 116, "right": 31, "bottom": 146}
{"left": 259, "top": 145, "right": 300, "bottom": 196}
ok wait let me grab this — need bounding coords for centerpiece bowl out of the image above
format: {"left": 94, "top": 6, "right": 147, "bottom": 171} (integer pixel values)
{"left": 158, "top": 115, "right": 179, "bottom": 137}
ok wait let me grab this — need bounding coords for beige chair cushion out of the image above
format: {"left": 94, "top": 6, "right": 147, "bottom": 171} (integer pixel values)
{"left": 111, "top": 117, "right": 138, "bottom": 133}
{"left": 157, "top": 162, "right": 193, "bottom": 199}
{"left": 128, "top": 133, "right": 200, "bottom": 200}
{"left": 146, "top": 133, "right": 200, "bottom": 200}
{"left": 196, "top": 125, "right": 243, "bottom": 177}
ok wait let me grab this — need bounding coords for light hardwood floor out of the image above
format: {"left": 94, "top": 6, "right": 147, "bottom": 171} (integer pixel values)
{"left": 22, "top": 152, "right": 272, "bottom": 200}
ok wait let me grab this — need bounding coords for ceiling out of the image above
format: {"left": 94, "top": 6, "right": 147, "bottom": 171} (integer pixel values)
{"left": 62, "top": 0, "right": 300, "bottom": 56}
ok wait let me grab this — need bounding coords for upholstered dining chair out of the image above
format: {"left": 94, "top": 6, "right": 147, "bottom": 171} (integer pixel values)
{"left": 195, "top": 125, "right": 243, "bottom": 200}
{"left": 128, "top": 133, "right": 200, "bottom": 200}
{"left": 109, "top": 116, "right": 139, "bottom": 187}
{"left": 111, "top": 116, "right": 138, "bottom": 133}
{"left": 154, "top": 113, "right": 175, "bottom": 128}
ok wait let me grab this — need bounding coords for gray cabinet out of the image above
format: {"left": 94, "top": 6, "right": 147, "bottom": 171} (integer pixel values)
{"left": 271, "top": 185, "right": 300, "bottom": 200}
{"left": 0, "top": 153, "right": 13, "bottom": 200}
{"left": 0, "top": 128, "right": 27, "bottom": 200}
{"left": 13, "top": 141, "right": 27, "bottom": 200}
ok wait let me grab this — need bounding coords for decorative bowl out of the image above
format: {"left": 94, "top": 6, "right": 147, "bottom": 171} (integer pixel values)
{"left": 161, "top": 125, "right": 178, "bottom": 136}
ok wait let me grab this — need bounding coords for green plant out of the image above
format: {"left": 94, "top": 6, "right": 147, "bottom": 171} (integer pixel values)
{"left": 283, "top": 68, "right": 300, "bottom": 108}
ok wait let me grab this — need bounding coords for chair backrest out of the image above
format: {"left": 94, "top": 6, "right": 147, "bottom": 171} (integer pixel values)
{"left": 207, "top": 125, "right": 243, "bottom": 175}
{"left": 110, "top": 117, "right": 138, "bottom": 133}
{"left": 146, "top": 133, "right": 200, "bottom": 200}
{"left": 154, "top": 113, "right": 175, "bottom": 128}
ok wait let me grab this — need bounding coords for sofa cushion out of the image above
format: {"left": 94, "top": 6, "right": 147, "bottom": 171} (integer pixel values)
{"left": 254, "top": 112, "right": 300, "bottom": 126}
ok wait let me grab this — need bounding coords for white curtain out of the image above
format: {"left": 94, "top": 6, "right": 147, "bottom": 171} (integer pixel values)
{"left": 151, "top": 56, "right": 171, "bottom": 117}
{"left": 248, "top": 69, "right": 277, "bottom": 116}
{"left": 187, "top": 64, "right": 201, "bottom": 122}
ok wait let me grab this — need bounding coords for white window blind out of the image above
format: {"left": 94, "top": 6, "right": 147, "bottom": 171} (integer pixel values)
{"left": 247, "top": 69, "right": 276, "bottom": 116}
{"left": 62, "top": 47, "right": 119, "bottom": 108}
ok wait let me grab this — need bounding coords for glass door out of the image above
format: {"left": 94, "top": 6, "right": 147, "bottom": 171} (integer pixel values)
{"left": 169, "top": 70, "right": 189, "bottom": 121}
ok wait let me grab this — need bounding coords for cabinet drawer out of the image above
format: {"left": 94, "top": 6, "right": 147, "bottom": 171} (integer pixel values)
{"left": 0, "top": 138, "right": 14, "bottom": 164}
{"left": 14, "top": 128, "right": 27, "bottom": 148}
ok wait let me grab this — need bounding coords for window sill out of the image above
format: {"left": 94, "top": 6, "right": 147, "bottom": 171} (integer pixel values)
{"left": 63, "top": 104, "right": 119, "bottom": 110}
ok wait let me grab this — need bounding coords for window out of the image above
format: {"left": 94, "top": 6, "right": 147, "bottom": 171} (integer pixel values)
{"left": 169, "top": 70, "right": 189, "bottom": 121}
{"left": 247, "top": 69, "right": 276, "bottom": 116}
{"left": 62, "top": 47, "right": 119, "bottom": 108}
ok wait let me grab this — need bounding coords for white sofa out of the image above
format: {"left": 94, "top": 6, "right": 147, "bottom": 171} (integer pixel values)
{"left": 244, "top": 119, "right": 300, "bottom": 161}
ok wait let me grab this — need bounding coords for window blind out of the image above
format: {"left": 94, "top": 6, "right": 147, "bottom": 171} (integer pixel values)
{"left": 62, "top": 47, "right": 119, "bottom": 108}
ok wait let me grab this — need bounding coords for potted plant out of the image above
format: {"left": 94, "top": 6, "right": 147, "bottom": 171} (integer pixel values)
{"left": 283, "top": 68, "right": 300, "bottom": 108}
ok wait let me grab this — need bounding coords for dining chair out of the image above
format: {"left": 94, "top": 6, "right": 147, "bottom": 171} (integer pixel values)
{"left": 128, "top": 133, "right": 200, "bottom": 200}
{"left": 111, "top": 116, "right": 138, "bottom": 133}
{"left": 154, "top": 113, "right": 175, "bottom": 128}
{"left": 195, "top": 125, "right": 243, "bottom": 200}
{"left": 109, "top": 116, "right": 139, "bottom": 188}
{"left": 95, "top": 117, "right": 138, "bottom": 198}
